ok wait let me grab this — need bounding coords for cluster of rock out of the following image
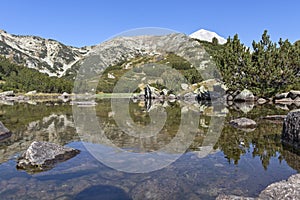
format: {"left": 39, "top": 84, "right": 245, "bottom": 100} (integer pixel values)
{"left": 136, "top": 82, "right": 300, "bottom": 117}
{"left": 133, "top": 85, "right": 177, "bottom": 101}
{"left": 0, "top": 90, "right": 73, "bottom": 105}
{"left": 0, "top": 91, "right": 29, "bottom": 102}
{"left": 274, "top": 90, "right": 300, "bottom": 104}
{"left": 133, "top": 80, "right": 225, "bottom": 102}
{"left": 136, "top": 80, "right": 259, "bottom": 104}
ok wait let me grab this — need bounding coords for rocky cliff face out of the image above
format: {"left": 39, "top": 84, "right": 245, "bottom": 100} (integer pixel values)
{"left": 0, "top": 29, "right": 91, "bottom": 77}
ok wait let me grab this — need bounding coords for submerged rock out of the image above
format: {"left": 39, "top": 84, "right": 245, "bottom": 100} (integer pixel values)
{"left": 17, "top": 141, "right": 80, "bottom": 173}
{"left": 282, "top": 109, "right": 300, "bottom": 148}
{"left": 0, "top": 121, "right": 12, "bottom": 141}
{"left": 229, "top": 118, "right": 256, "bottom": 128}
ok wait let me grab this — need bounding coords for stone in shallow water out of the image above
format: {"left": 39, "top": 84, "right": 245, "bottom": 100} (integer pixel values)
{"left": 0, "top": 121, "right": 12, "bottom": 141}
{"left": 229, "top": 118, "right": 256, "bottom": 128}
{"left": 17, "top": 141, "right": 80, "bottom": 173}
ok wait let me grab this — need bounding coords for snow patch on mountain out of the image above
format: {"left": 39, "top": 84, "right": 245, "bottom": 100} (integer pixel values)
{"left": 190, "top": 29, "right": 227, "bottom": 44}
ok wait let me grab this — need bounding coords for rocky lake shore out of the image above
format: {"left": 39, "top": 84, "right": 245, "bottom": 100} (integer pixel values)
{"left": 0, "top": 81, "right": 299, "bottom": 199}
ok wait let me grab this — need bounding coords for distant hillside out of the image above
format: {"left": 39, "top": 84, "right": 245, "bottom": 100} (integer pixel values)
{"left": 0, "top": 56, "right": 73, "bottom": 93}
{"left": 0, "top": 29, "right": 299, "bottom": 97}
{"left": 0, "top": 30, "right": 92, "bottom": 77}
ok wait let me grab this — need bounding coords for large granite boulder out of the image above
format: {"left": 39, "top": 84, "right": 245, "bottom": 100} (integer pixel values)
{"left": 282, "top": 109, "right": 300, "bottom": 148}
{"left": 17, "top": 141, "right": 80, "bottom": 173}
{"left": 258, "top": 173, "right": 300, "bottom": 199}
{"left": 217, "top": 174, "right": 300, "bottom": 200}
{"left": 0, "top": 121, "right": 12, "bottom": 141}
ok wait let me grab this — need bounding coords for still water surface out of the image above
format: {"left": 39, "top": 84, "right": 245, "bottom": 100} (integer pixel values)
{"left": 0, "top": 99, "right": 299, "bottom": 199}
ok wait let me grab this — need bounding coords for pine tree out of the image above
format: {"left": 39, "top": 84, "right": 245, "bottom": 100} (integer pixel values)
{"left": 216, "top": 34, "right": 251, "bottom": 91}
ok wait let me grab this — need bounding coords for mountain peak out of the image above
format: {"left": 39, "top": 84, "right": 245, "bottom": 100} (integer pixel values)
{"left": 189, "top": 29, "right": 226, "bottom": 44}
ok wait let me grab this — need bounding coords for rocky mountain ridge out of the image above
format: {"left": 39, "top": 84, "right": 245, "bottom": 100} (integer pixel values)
{"left": 0, "top": 29, "right": 92, "bottom": 77}
{"left": 0, "top": 29, "right": 223, "bottom": 78}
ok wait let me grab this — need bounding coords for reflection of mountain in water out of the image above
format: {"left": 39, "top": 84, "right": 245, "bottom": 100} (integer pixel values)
{"left": 75, "top": 99, "right": 226, "bottom": 154}
{"left": 0, "top": 112, "right": 78, "bottom": 164}
{"left": 0, "top": 100, "right": 299, "bottom": 172}
{"left": 0, "top": 100, "right": 299, "bottom": 199}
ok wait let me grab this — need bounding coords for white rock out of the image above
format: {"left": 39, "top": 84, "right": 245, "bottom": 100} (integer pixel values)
{"left": 26, "top": 90, "right": 37, "bottom": 95}
{"left": 108, "top": 73, "right": 115, "bottom": 79}
{"left": 181, "top": 83, "right": 189, "bottom": 90}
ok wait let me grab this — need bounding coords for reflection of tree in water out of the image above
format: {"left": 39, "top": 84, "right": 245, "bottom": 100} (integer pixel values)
{"left": 281, "top": 146, "right": 300, "bottom": 172}
{"left": 96, "top": 99, "right": 184, "bottom": 152}
{"left": 96, "top": 99, "right": 300, "bottom": 170}
{"left": 215, "top": 106, "right": 287, "bottom": 169}
{"left": 251, "top": 132, "right": 282, "bottom": 170}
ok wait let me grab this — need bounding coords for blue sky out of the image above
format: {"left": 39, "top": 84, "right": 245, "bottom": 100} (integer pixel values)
{"left": 1, "top": 0, "right": 299, "bottom": 47}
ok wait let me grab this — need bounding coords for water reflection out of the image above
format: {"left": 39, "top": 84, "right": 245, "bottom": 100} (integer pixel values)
{"left": 0, "top": 100, "right": 299, "bottom": 199}
{"left": 0, "top": 103, "right": 78, "bottom": 163}
{"left": 74, "top": 98, "right": 217, "bottom": 173}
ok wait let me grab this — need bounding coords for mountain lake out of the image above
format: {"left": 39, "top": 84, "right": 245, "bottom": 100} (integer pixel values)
{"left": 0, "top": 98, "right": 299, "bottom": 200}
